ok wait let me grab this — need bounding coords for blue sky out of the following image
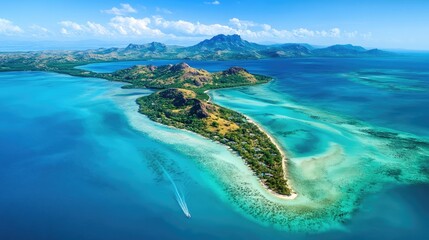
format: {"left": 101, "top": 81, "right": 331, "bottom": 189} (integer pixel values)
{"left": 1, "top": 0, "right": 428, "bottom": 49}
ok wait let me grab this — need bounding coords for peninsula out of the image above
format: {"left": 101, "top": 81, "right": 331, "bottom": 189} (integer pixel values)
{"left": 9, "top": 59, "right": 292, "bottom": 195}
{"left": 117, "top": 63, "right": 292, "bottom": 195}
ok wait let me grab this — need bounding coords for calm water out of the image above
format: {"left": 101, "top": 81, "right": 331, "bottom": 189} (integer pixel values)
{"left": 1, "top": 57, "right": 429, "bottom": 239}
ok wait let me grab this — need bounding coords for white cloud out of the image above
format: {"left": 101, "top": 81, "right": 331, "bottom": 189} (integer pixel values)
{"left": 21, "top": 13, "right": 365, "bottom": 43}
{"left": 361, "top": 32, "right": 372, "bottom": 39}
{"left": 109, "top": 16, "right": 164, "bottom": 36}
{"left": 292, "top": 28, "right": 314, "bottom": 37}
{"left": 0, "top": 18, "right": 23, "bottom": 35}
{"left": 59, "top": 21, "right": 83, "bottom": 31}
{"left": 29, "top": 24, "right": 50, "bottom": 37}
{"left": 227, "top": 18, "right": 290, "bottom": 38}
{"left": 195, "top": 23, "right": 236, "bottom": 35}
{"left": 87, "top": 21, "right": 110, "bottom": 35}
{"left": 102, "top": 3, "right": 137, "bottom": 15}
{"left": 229, "top": 18, "right": 256, "bottom": 30}
{"left": 30, "top": 24, "right": 48, "bottom": 33}
{"left": 151, "top": 16, "right": 354, "bottom": 41}
{"left": 345, "top": 30, "right": 358, "bottom": 38}
{"left": 154, "top": 17, "right": 195, "bottom": 34}
{"left": 290, "top": 27, "right": 345, "bottom": 39}
{"left": 330, "top": 28, "right": 341, "bottom": 37}
{"left": 59, "top": 21, "right": 110, "bottom": 36}
{"left": 154, "top": 16, "right": 236, "bottom": 36}
{"left": 205, "top": 1, "right": 220, "bottom": 5}
{"left": 156, "top": 7, "right": 172, "bottom": 14}
{"left": 60, "top": 28, "right": 69, "bottom": 35}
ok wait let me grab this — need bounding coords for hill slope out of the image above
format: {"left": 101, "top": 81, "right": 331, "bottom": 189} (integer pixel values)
{"left": 103, "top": 62, "right": 270, "bottom": 90}
{"left": 137, "top": 86, "right": 291, "bottom": 195}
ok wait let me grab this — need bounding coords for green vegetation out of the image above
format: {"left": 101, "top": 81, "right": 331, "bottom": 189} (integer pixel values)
{"left": 137, "top": 88, "right": 291, "bottom": 195}
{"left": 122, "top": 63, "right": 291, "bottom": 195}
{"left": 18, "top": 59, "right": 289, "bottom": 195}
{"left": 101, "top": 63, "right": 270, "bottom": 89}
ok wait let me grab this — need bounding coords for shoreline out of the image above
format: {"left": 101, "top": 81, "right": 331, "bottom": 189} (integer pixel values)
{"left": 245, "top": 117, "right": 298, "bottom": 200}
{"left": 206, "top": 90, "right": 297, "bottom": 200}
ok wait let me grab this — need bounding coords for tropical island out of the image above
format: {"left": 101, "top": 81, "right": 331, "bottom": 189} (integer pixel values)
{"left": 106, "top": 62, "right": 292, "bottom": 195}
{"left": 129, "top": 63, "right": 292, "bottom": 195}
{"left": 108, "top": 62, "right": 293, "bottom": 195}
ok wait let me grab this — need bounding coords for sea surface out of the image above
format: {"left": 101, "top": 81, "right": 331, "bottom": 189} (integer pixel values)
{"left": 1, "top": 57, "right": 429, "bottom": 239}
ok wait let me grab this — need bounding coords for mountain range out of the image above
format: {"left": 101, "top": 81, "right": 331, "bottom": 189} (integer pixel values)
{"left": 0, "top": 34, "right": 393, "bottom": 70}
{"left": 78, "top": 34, "right": 392, "bottom": 61}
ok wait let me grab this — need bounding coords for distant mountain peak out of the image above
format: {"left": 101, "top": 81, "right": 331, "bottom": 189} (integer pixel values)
{"left": 326, "top": 44, "right": 366, "bottom": 52}
{"left": 311, "top": 44, "right": 382, "bottom": 56}
{"left": 189, "top": 34, "right": 262, "bottom": 52}
{"left": 170, "top": 62, "right": 190, "bottom": 71}
{"left": 200, "top": 34, "right": 247, "bottom": 45}
{"left": 108, "top": 35, "right": 391, "bottom": 60}
{"left": 210, "top": 34, "right": 243, "bottom": 42}
{"left": 125, "top": 43, "right": 140, "bottom": 50}
{"left": 125, "top": 42, "right": 167, "bottom": 52}
{"left": 223, "top": 66, "right": 248, "bottom": 75}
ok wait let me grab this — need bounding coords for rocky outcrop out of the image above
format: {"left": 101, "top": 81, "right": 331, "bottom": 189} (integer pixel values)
{"left": 222, "top": 66, "right": 248, "bottom": 75}
{"left": 170, "top": 62, "right": 190, "bottom": 72}
{"left": 189, "top": 100, "right": 214, "bottom": 118}
{"left": 158, "top": 88, "right": 214, "bottom": 118}
{"left": 159, "top": 88, "right": 188, "bottom": 107}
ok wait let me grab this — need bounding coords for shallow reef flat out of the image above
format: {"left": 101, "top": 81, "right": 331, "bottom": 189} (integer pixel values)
{"left": 204, "top": 84, "right": 429, "bottom": 232}
{"left": 110, "top": 76, "right": 429, "bottom": 232}
{"left": 340, "top": 69, "right": 429, "bottom": 92}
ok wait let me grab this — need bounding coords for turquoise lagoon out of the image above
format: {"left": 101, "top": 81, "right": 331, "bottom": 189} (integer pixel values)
{"left": 1, "top": 57, "right": 429, "bottom": 239}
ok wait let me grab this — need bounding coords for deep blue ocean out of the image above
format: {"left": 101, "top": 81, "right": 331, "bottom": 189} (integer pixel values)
{"left": 1, "top": 56, "right": 429, "bottom": 239}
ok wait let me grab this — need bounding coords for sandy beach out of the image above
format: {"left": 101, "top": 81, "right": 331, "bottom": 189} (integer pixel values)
{"left": 205, "top": 90, "right": 297, "bottom": 200}
{"left": 245, "top": 116, "right": 298, "bottom": 200}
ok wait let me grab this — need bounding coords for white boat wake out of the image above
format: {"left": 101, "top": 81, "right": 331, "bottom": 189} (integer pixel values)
{"left": 161, "top": 166, "right": 191, "bottom": 218}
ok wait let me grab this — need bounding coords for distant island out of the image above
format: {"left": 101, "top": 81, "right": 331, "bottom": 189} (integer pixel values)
{"left": 0, "top": 34, "right": 392, "bottom": 73}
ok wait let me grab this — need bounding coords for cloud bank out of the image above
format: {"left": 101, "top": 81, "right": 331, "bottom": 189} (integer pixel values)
{"left": 0, "top": 18, "right": 23, "bottom": 35}
{"left": 101, "top": 3, "right": 137, "bottom": 16}
{"left": 0, "top": 3, "right": 372, "bottom": 44}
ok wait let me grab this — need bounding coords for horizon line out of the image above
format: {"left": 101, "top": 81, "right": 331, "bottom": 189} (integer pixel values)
{"left": 1, "top": 34, "right": 429, "bottom": 52}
